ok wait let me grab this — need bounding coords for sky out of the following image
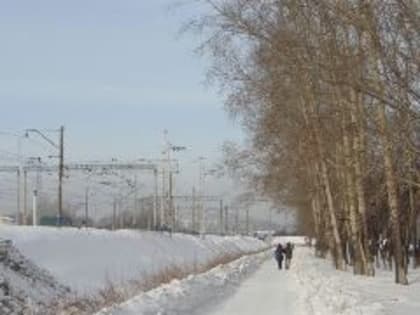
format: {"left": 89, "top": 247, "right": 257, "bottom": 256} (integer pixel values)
{"left": 0, "top": 0, "right": 293, "bottom": 228}
{"left": 0, "top": 0, "right": 245, "bottom": 157}
{"left": 0, "top": 0, "right": 245, "bottom": 160}
{"left": 0, "top": 1, "right": 243, "bottom": 178}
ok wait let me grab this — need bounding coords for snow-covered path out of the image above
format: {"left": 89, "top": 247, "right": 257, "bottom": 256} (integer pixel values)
{"left": 209, "top": 259, "right": 301, "bottom": 315}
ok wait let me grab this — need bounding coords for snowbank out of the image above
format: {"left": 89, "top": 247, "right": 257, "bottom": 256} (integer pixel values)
{"left": 292, "top": 247, "right": 420, "bottom": 315}
{"left": 95, "top": 252, "right": 269, "bottom": 315}
{"left": 0, "top": 241, "right": 69, "bottom": 314}
{"left": 0, "top": 226, "right": 267, "bottom": 293}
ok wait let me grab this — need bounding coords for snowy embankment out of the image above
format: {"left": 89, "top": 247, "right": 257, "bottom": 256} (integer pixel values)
{"left": 0, "top": 241, "right": 70, "bottom": 315}
{"left": 0, "top": 226, "right": 267, "bottom": 294}
{"left": 292, "top": 247, "right": 420, "bottom": 315}
{"left": 95, "top": 252, "right": 269, "bottom": 315}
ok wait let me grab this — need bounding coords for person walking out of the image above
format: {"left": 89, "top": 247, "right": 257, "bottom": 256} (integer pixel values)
{"left": 274, "top": 243, "right": 284, "bottom": 270}
{"left": 284, "top": 242, "right": 294, "bottom": 270}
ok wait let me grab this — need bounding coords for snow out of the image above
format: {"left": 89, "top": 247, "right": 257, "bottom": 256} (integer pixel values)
{"left": 95, "top": 252, "right": 270, "bottom": 315}
{"left": 0, "top": 226, "right": 267, "bottom": 293}
{"left": 3, "top": 226, "right": 419, "bottom": 315}
{"left": 0, "top": 241, "right": 70, "bottom": 314}
{"left": 209, "top": 258, "right": 299, "bottom": 315}
{"left": 96, "top": 245, "right": 420, "bottom": 315}
{"left": 292, "top": 247, "right": 420, "bottom": 315}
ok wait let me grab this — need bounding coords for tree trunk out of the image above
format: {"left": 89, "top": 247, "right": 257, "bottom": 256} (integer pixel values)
{"left": 407, "top": 150, "right": 417, "bottom": 269}
{"left": 301, "top": 101, "right": 346, "bottom": 270}
{"left": 351, "top": 96, "right": 375, "bottom": 276}
{"left": 377, "top": 102, "right": 408, "bottom": 285}
{"left": 336, "top": 141, "right": 351, "bottom": 266}
{"left": 342, "top": 113, "right": 366, "bottom": 275}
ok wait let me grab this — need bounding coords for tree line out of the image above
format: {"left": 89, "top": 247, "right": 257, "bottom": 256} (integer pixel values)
{"left": 188, "top": 0, "right": 419, "bottom": 284}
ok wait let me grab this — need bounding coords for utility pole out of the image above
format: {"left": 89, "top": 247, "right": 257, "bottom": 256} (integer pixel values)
{"left": 169, "top": 171, "right": 174, "bottom": 231}
{"left": 112, "top": 198, "right": 117, "bottom": 230}
{"left": 224, "top": 205, "right": 229, "bottom": 235}
{"left": 140, "top": 198, "right": 147, "bottom": 229}
{"left": 58, "top": 125, "right": 64, "bottom": 225}
{"left": 160, "top": 162, "right": 166, "bottom": 228}
{"left": 200, "top": 203, "right": 205, "bottom": 236}
{"left": 163, "top": 129, "right": 170, "bottom": 228}
{"left": 17, "top": 135, "right": 23, "bottom": 225}
{"left": 143, "top": 198, "right": 151, "bottom": 230}
{"left": 219, "top": 199, "right": 224, "bottom": 235}
{"left": 246, "top": 207, "right": 250, "bottom": 235}
{"left": 23, "top": 170, "right": 28, "bottom": 225}
{"left": 198, "top": 157, "right": 205, "bottom": 237}
{"left": 133, "top": 175, "right": 138, "bottom": 227}
{"left": 192, "top": 186, "right": 196, "bottom": 232}
{"left": 16, "top": 169, "right": 21, "bottom": 225}
{"left": 32, "top": 189, "right": 38, "bottom": 226}
{"left": 118, "top": 199, "right": 123, "bottom": 229}
{"left": 164, "top": 129, "right": 173, "bottom": 232}
{"left": 25, "top": 127, "right": 64, "bottom": 225}
{"left": 153, "top": 168, "right": 158, "bottom": 229}
{"left": 35, "top": 162, "right": 41, "bottom": 225}
{"left": 162, "top": 129, "right": 186, "bottom": 231}
{"left": 84, "top": 186, "right": 89, "bottom": 227}
{"left": 175, "top": 205, "right": 180, "bottom": 232}
{"left": 235, "top": 207, "right": 239, "bottom": 234}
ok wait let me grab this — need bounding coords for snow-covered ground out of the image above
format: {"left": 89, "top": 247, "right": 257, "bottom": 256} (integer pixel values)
{"left": 96, "top": 245, "right": 420, "bottom": 315}
{"left": 293, "top": 247, "right": 420, "bottom": 315}
{"left": 95, "top": 237, "right": 302, "bottom": 315}
{"left": 3, "top": 227, "right": 419, "bottom": 315}
{"left": 0, "top": 241, "right": 70, "bottom": 315}
{"left": 95, "top": 252, "right": 270, "bottom": 315}
{"left": 209, "top": 257, "right": 299, "bottom": 315}
{"left": 0, "top": 226, "right": 267, "bottom": 293}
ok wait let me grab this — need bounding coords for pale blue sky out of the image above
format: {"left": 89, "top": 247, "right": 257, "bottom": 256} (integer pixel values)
{"left": 0, "top": 0, "right": 243, "bottom": 165}
{"left": 0, "top": 1, "right": 292, "bottom": 227}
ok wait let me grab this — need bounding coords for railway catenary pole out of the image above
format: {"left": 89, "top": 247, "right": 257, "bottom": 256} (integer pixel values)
{"left": 58, "top": 125, "right": 64, "bottom": 225}
{"left": 153, "top": 168, "right": 158, "bottom": 229}
{"left": 219, "top": 199, "right": 224, "bottom": 235}
{"left": 23, "top": 169, "right": 28, "bottom": 225}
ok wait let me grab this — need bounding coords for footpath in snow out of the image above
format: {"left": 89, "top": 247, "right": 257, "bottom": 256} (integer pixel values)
{"left": 208, "top": 258, "right": 300, "bottom": 315}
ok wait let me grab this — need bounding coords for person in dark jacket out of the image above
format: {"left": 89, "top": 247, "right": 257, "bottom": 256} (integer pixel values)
{"left": 284, "top": 242, "right": 294, "bottom": 270}
{"left": 275, "top": 243, "right": 284, "bottom": 270}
